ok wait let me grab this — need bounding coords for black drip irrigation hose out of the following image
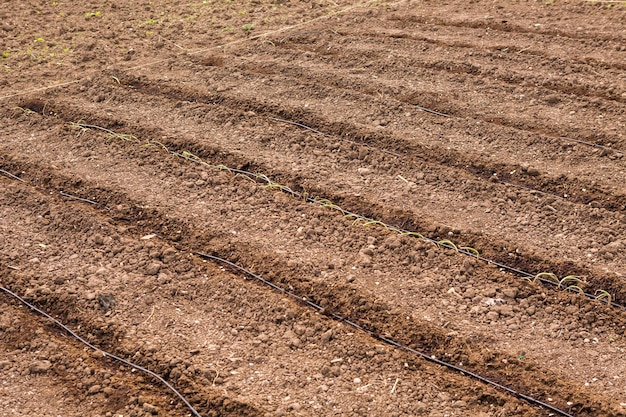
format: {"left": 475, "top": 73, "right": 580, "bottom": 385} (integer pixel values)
{"left": 197, "top": 253, "right": 576, "bottom": 417}
{"left": 0, "top": 168, "right": 25, "bottom": 182}
{"left": 0, "top": 286, "right": 203, "bottom": 417}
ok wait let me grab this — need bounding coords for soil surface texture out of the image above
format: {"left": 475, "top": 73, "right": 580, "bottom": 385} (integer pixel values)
{"left": 1, "top": 1, "right": 626, "bottom": 417}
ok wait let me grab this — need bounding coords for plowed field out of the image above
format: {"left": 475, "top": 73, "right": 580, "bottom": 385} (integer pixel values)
{"left": 1, "top": 1, "right": 626, "bottom": 416}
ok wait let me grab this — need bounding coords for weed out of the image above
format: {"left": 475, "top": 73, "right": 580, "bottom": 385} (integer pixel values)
{"left": 84, "top": 11, "right": 101, "bottom": 19}
{"left": 242, "top": 23, "right": 254, "bottom": 31}
{"left": 1, "top": 52, "right": 9, "bottom": 59}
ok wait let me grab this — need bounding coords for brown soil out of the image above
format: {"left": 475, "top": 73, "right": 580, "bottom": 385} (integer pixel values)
{"left": 1, "top": 1, "right": 626, "bottom": 416}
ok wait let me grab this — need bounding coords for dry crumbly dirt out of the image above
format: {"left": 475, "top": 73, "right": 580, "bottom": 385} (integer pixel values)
{"left": 1, "top": 1, "right": 626, "bottom": 416}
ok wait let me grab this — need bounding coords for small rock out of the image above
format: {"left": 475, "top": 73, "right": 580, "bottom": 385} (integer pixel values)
{"left": 161, "top": 248, "right": 177, "bottom": 263}
{"left": 88, "top": 384, "right": 102, "bottom": 395}
{"left": 358, "top": 253, "right": 372, "bottom": 266}
{"left": 353, "top": 377, "right": 362, "bottom": 384}
{"left": 144, "top": 262, "right": 162, "bottom": 276}
{"left": 483, "top": 288, "right": 496, "bottom": 297}
{"left": 95, "top": 267, "right": 108, "bottom": 276}
{"left": 29, "top": 360, "right": 52, "bottom": 374}
{"left": 527, "top": 168, "right": 540, "bottom": 176}
{"left": 293, "top": 324, "right": 307, "bottom": 336}
{"left": 98, "top": 293, "right": 116, "bottom": 311}
{"left": 502, "top": 288, "right": 518, "bottom": 299}
{"left": 357, "top": 167, "right": 371, "bottom": 175}
{"left": 497, "top": 305, "right": 514, "bottom": 317}
{"left": 143, "top": 402, "right": 159, "bottom": 415}
{"left": 453, "top": 400, "right": 467, "bottom": 408}
{"left": 320, "top": 329, "right": 333, "bottom": 343}
{"left": 284, "top": 330, "right": 300, "bottom": 348}
{"left": 486, "top": 311, "right": 499, "bottom": 321}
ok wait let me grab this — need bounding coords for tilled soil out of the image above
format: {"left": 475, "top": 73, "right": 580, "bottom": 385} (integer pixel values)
{"left": 1, "top": 1, "right": 625, "bottom": 417}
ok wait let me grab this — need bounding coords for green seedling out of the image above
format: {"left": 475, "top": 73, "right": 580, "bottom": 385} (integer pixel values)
{"left": 2, "top": 52, "right": 9, "bottom": 59}
{"left": 533, "top": 272, "right": 559, "bottom": 285}
{"left": 300, "top": 190, "right": 310, "bottom": 201}
{"left": 181, "top": 150, "right": 202, "bottom": 161}
{"left": 317, "top": 199, "right": 343, "bottom": 211}
{"left": 460, "top": 246, "right": 480, "bottom": 258}
{"left": 558, "top": 275, "right": 583, "bottom": 289}
{"left": 69, "top": 121, "right": 89, "bottom": 135}
{"left": 401, "top": 231, "right": 425, "bottom": 240}
{"left": 352, "top": 217, "right": 367, "bottom": 226}
{"left": 385, "top": 225, "right": 402, "bottom": 234}
{"left": 112, "top": 133, "right": 138, "bottom": 142}
{"left": 14, "top": 106, "right": 36, "bottom": 115}
{"left": 595, "top": 290, "right": 612, "bottom": 305}
{"left": 255, "top": 173, "right": 272, "bottom": 183}
{"left": 143, "top": 140, "right": 169, "bottom": 152}
{"left": 281, "top": 185, "right": 296, "bottom": 195}
{"left": 84, "top": 11, "right": 101, "bottom": 19}
{"left": 242, "top": 23, "right": 254, "bottom": 31}
{"left": 566, "top": 285, "right": 585, "bottom": 295}
{"left": 437, "top": 239, "right": 459, "bottom": 251}
{"left": 362, "top": 220, "right": 385, "bottom": 227}
{"left": 264, "top": 181, "right": 283, "bottom": 190}
{"left": 234, "top": 173, "right": 256, "bottom": 183}
{"left": 382, "top": 225, "right": 401, "bottom": 234}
